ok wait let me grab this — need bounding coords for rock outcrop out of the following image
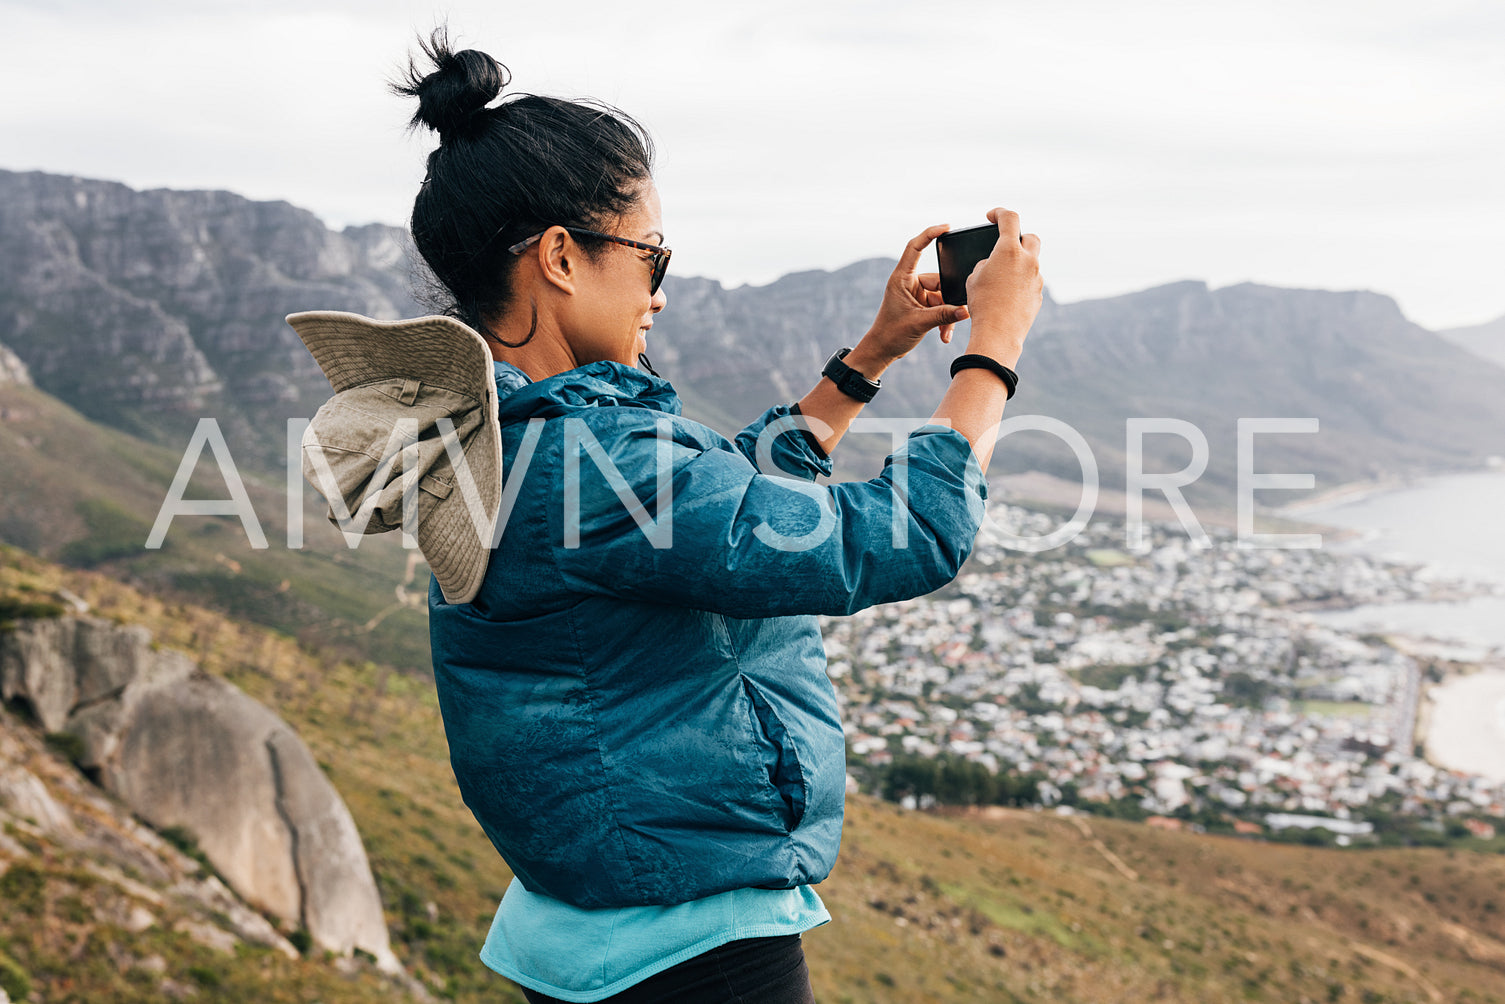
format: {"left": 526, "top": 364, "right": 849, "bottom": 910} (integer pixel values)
{"left": 4, "top": 166, "right": 1504, "bottom": 499}
{"left": 0, "top": 616, "right": 396, "bottom": 970}
{"left": 0, "top": 169, "right": 425, "bottom": 466}
{"left": 0, "top": 343, "right": 29, "bottom": 386}
{"left": 0, "top": 703, "right": 302, "bottom": 961}
{"left": 652, "top": 268, "right": 1505, "bottom": 494}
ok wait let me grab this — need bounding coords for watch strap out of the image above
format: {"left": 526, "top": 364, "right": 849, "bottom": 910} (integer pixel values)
{"left": 822, "top": 347, "right": 881, "bottom": 403}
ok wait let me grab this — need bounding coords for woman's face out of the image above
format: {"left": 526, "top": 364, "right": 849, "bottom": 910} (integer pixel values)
{"left": 566, "top": 182, "right": 668, "bottom": 367}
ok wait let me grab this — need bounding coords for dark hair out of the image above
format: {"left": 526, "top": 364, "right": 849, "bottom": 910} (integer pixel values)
{"left": 392, "top": 28, "right": 655, "bottom": 341}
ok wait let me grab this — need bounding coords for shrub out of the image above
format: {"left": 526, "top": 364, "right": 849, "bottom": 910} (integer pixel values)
{"left": 59, "top": 499, "right": 154, "bottom": 567}
{"left": 287, "top": 928, "right": 313, "bottom": 955}
{"left": 0, "top": 863, "right": 46, "bottom": 915}
{"left": 0, "top": 950, "right": 33, "bottom": 1001}
{"left": 44, "top": 731, "right": 86, "bottom": 764}
{"left": 186, "top": 964, "right": 223, "bottom": 988}
{"left": 0, "top": 596, "right": 67, "bottom": 630}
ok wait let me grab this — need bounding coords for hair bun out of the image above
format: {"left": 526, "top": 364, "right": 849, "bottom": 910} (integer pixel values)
{"left": 395, "top": 28, "right": 510, "bottom": 143}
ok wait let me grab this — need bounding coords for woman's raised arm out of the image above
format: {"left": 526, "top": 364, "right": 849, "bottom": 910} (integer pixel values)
{"left": 792, "top": 209, "right": 1041, "bottom": 467}
{"left": 929, "top": 207, "right": 1042, "bottom": 471}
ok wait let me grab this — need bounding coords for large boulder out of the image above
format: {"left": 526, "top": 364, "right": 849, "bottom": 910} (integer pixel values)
{"left": 0, "top": 616, "right": 396, "bottom": 970}
{"left": 0, "top": 616, "right": 152, "bottom": 731}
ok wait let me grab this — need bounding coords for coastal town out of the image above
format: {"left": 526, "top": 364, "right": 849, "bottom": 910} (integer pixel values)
{"left": 824, "top": 504, "right": 1505, "bottom": 844}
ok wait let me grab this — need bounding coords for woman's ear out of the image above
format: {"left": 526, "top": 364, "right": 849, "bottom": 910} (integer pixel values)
{"left": 536, "top": 226, "right": 576, "bottom": 294}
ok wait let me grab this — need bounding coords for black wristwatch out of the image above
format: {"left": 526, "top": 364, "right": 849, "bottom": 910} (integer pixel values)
{"left": 822, "top": 347, "right": 881, "bottom": 403}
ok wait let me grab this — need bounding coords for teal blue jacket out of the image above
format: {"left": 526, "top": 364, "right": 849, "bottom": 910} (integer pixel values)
{"left": 429, "top": 361, "right": 985, "bottom": 908}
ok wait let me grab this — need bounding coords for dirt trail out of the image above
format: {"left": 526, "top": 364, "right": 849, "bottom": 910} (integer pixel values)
{"left": 360, "top": 552, "right": 427, "bottom": 632}
{"left": 1063, "top": 814, "right": 1139, "bottom": 883}
{"left": 1346, "top": 939, "right": 1444, "bottom": 1003}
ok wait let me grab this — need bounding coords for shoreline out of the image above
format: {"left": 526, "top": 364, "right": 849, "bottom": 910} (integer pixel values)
{"left": 1278, "top": 461, "right": 1505, "bottom": 518}
{"left": 1380, "top": 633, "right": 1505, "bottom": 781}
{"left": 994, "top": 462, "right": 1503, "bottom": 536}
{"left": 1274, "top": 475, "right": 1412, "bottom": 516}
{"left": 1421, "top": 662, "right": 1505, "bottom": 782}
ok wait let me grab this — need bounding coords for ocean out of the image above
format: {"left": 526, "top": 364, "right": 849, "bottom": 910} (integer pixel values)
{"left": 1297, "top": 469, "right": 1505, "bottom": 779}
{"left": 1296, "top": 469, "right": 1505, "bottom": 647}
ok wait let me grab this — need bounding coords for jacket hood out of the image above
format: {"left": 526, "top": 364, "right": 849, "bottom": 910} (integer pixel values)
{"left": 496, "top": 361, "right": 682, "bottom": 425}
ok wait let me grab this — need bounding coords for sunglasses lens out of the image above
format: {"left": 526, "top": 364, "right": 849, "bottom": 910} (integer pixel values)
{"left": 650, "top": 254, "right": 668, "bottom": 295}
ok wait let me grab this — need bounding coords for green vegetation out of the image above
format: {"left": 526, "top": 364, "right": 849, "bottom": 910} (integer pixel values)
{"left": 43, "top": 730, "right": 86, "bottom": 764}
{"left": 1221, "top": 671, "right": 1277, "bottom": 708}
{"left": 878, "top": 754, "right": 1042, "bottom": 808}
{"left": 59, "top": 498, "right": 156, "bottom": 566}
{"left": 1073, "top": 662, "right": 1145, "bottom": 691}
{"left": 7, "top": 545, "right": 1505, "bottom": 1003}
{"left": 1292, "top": 699, "right": 1375, "bottom": 718}
{"left": 0, "top": 863, "right": 47, "bottom": 916}
{"left": 0, "top": 593, "right": 67, "bottom": 628}
{"left": 878, "top": 752, "right": 1041, "bottom": 806}
{"left": 0, "top": 948, "right": 32, "bottom": 1002}
{"left": 938, "top": 881, "right": 1096, "bottom": 952}
{"left": 286, "top": 929, "right": 313, "bottom": 956}
{"left": 0, "top": 388, "right": 434, "bottom": 673}
{"left": 158, "top": 824, "right": 218, "bottom": 875}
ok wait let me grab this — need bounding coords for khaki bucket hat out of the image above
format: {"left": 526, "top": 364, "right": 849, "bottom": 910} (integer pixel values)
{"left": 287, "top": 311, "right": 502, "bottom": 605}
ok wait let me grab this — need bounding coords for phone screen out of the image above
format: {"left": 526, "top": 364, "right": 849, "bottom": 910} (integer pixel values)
{"left": 935, "top": 223, "right": 1002, "bottom": 306}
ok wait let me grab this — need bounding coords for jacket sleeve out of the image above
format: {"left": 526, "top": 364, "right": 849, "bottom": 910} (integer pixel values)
{"left": 551, "top": 410, "right": 988, "bottom": 619}
{"left": 731, "top": 403, "right": 833, "bottom": 483}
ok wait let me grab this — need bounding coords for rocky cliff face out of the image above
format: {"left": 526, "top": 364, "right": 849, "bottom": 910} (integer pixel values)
{"left": 4, "top": 168, "right": 1502, "bottom": 500}
{"left": 996, "top": 280, "right": 1505, "bottom": 492}
{"left": 652, "top": 268, "right": 1505, "bottom": 495}
{"left": 0, "top": 170, "right": 423, "bottom": 463}
{"left": 0, "top": 615, "right": 396, "bottom": 969}
{"left": 650, "top": 257, "right": 1066, "bottom": 431}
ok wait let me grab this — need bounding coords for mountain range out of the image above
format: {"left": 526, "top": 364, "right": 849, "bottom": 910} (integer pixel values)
{"left": 3, "top": 167, "right": 1503, "bottom": 505}
{"left": 2, "top": 167, "right": 1505, "bottom": 668}
{"left": 1437, "top": 315, "right": 1505, "bottom": 371}
{"left": 5, "top": 169, "right": 1505, "bottom": 1003}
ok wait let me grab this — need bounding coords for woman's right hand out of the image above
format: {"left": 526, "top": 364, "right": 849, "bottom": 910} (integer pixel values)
{"left": 963, "top": 207, "right": 1043, "bottom": 368}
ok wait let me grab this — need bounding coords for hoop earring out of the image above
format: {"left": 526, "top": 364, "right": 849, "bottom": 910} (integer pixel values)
{"left": 492, "top": 299, "right": 538, "bottom": 349}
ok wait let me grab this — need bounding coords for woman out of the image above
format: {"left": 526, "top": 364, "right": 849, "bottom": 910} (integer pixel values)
{"left": 296, "top": 29, "right": 1041, "bottom": 1004}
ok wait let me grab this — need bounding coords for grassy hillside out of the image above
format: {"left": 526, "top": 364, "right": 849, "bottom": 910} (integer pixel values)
{"left": 4, "top": 546, "right": 1505, "bottom": 1003}
{"left": 0, "top": 382, "right": 432, "bottom": 671}
{"left": 0, "top": 700, "right": 423, "bottom": 1004}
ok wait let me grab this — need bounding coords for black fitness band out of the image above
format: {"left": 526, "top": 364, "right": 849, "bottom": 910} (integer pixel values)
{"left": 821, "top": 347, "right": 881, "bottom": 404}
{"left": 949, "top": 354, "right": 1018, "bottom": 399}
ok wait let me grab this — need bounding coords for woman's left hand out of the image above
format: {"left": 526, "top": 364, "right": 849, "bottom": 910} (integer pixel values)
{"left": 854, "top": 225, "right": 971, "bottom": 372}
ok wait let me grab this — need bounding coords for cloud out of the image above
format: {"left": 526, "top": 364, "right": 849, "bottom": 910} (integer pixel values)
{"left": 2, "top": 0, "right": 1502, "bottom": 327}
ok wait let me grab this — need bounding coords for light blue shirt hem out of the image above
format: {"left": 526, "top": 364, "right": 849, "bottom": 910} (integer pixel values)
{"left": 479, "top": 880, "right": 831, "bottom": 1003}
{"left": 484, "top": 918, "right": 829, "bottom": 1003}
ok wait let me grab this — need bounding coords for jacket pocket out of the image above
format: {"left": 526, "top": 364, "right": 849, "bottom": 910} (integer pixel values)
{"left": 741, "top": 677, "right": 808, "bottom": 832}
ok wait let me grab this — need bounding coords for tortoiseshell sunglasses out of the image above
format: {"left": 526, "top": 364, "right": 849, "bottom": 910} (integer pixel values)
{"left": 508, "top": 227, "right": 672, "bottom": 295}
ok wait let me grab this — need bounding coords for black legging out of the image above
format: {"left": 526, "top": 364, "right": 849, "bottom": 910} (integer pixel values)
{"left": 519, "top": 935, "right": 816, "bottom": 1004}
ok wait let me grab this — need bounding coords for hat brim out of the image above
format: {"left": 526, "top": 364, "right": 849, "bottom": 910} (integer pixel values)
{"left": 289, "top": 311, "right": 502, "bottom": 605}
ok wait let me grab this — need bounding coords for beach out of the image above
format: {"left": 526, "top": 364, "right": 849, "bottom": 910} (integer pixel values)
{"left": 1425, "top": 668, "right": 1505, "bottom": 782}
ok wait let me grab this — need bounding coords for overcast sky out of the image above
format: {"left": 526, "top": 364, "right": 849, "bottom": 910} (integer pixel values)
{"left": 4, "top": 0, "right": 1502, "bottom": 330}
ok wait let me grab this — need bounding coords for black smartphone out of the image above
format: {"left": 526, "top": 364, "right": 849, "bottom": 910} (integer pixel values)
{"left": 935, "top": 223, "right": 1003, "bottom": 306}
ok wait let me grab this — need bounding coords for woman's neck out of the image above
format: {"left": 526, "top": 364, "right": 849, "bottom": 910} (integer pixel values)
{"left": 482, "top": 304, "right": 576, "bottom": 382}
